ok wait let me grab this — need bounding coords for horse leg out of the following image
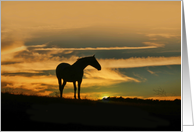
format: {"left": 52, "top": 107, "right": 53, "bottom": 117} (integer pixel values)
{"left": 78, "top": 80, "right": 82, "bottom": 99}
{"left": 73, "top": 81, "right": 77, "bottom": 99}
{"left": 61, "top": 79, "right": 66, "bottom": 98}
{"left": 58, "top": 78, "right": 63, "bottom": 98}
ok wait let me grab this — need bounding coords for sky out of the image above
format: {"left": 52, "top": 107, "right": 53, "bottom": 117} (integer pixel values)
{"left": 1, "top": 1, "right": 181, "bottom": 100}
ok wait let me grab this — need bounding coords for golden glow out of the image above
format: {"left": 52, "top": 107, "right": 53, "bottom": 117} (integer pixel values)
{"left": 1, "top": 1, "right": 181, "bottom": 100}
{"left": 102, "top": 96, "right": 109, "bottom": 99}
{"left": 1, "top": 1, "right": 181, "bottom": 47}
{"left": 1, "top": 1, "right": 181, "bottom": 29}
{"left": 146, "top": 96, "right": 181, "bottom": 101}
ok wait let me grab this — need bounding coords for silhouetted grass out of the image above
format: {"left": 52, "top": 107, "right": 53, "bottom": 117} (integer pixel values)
{"left": 100, "top": 96, "right": 181, "bottom": 116}
{"left": 1, "top": 92, "right": 96, "bottom": 106}
{"left": 1, "top": 92, "right": 181, "bottom": 131}
{"left": 1, "top": 92, "right": 181, "bottom": 116}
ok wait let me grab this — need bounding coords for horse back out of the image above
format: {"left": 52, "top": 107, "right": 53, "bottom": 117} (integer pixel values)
{"left": 56, "top": 62, "right": 83, "bottom": 82}
{"left": 56, "top": 63, "right": 71, "bottom": 69}
{"left": 56, "top": 63, "right": 71, "bottom": 76}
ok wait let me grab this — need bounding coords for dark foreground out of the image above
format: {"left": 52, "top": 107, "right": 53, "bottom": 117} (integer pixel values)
{"left": 1, "top": 93, "right": 181, "bottom": 131}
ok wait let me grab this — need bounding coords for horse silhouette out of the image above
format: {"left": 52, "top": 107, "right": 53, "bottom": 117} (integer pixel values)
{"left": 56, "top": 55, "right": 101, "bottom": 99}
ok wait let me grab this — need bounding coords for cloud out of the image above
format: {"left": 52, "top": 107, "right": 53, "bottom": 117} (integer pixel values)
{"left": 1, "top": 75, "right": 57, "bottom": 90}
{"left": 1, "top": 45, "right": 27, "bottom": 55}
{"left": 1, "top": 55, "right": 78, "bottom": 73}
{"left": 28, "top": 43, "right": 48, "bottom": 48}
{"left": 1, "top": 68, "right": 137, "bottom": 89}
{"left": 1, "top": 54, "right": 181, "bottom": 97}
{"left": 1, "top": 68, "right": 140, "bottom": 96}
{"left": 84, "top": 68, "right": 140, "bottom": 82}
{"left": 146, "top": 33, "right": 180, "bottom": 38}
{"left": 1, "top": 40, "right": 26, "bottom": 62}
{"left": 98, "top": 56, "right": 181, "bottom": 69}
{"left": 149, "top": 38, "right": 158, "bottom": 40}
{"left": 133, "top": 72, "right": 147, "bottom": 82}
{"left": 1, "top": 40, "right": 26, "bottom": 53}
{"left": 34, "top": 46, "right": 158, "bottom": 51}
{"left": 0, "top": 74, "right": 131, "bottom": 95}
{"left": 151, "top": 27, "right": 180, "bottom": 31}
{"left": 1, "top": 56, "right": 181, "bottom": 74}
{"left": 143, "top": 42, "right": 165, "bottom": 47}
{"left": 147, "top": 69, "right": 158, "bottom": 76}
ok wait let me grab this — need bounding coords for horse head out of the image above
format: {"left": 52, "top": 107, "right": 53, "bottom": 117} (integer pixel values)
{"left": 90, "top": 55, "right": 101, "bottom": 71}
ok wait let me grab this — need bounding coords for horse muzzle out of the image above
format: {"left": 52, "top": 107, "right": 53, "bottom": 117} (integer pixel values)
{"left": 98, "top": 66, "right": 101, "bottom": 71}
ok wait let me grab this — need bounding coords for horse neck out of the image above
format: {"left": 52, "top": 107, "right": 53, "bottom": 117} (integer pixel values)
{"left": 72, "top": 59, "right": 89, "bottom": 71}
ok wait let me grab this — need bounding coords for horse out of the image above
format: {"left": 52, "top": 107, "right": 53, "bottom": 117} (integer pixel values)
{"left": 56, "top": 55, "right": 101, "bottom": 99}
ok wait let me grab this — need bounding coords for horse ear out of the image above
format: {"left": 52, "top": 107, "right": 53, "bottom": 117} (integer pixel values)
{"left": 93, "top": 54, "right": 95, "bottom": 57}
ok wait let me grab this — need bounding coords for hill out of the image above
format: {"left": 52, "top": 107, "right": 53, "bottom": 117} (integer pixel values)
{"left": 1, "top": 92, "right": 181, "bottom": 131}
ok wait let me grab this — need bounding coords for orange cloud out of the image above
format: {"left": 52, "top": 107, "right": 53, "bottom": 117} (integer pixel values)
{"left": 143, "top": 42, "right": 165, "bottom": 47}
{"left": 146, "top": 33, "right": 180, "bottom": 38}
{"left": 1, "top": 75, "right": 57, "bottom": 89}
{"left": 1, "top": 45, "right": 26, "bottom": 55}
{"left": 85, "top": 68, "right": 140, "bottom": 82}
{"left": 1, "top": 41, "right": 26, "bottom": 62}
{"left": 98, "top": 56, "right": 181, "bottom": 69}
{"left": 1, "top": 68, "right": 137, "bottom": 93}
{"left": 1, "top": 56, "right": 181, "bottom": 74}
{"left": 34, "top": 46, "right": 158, "bottom": 51}
{"left": 133, "top": 72, "right": 147, "bottom": 82}
{"left": 147, "top": 68, "right": 158, "bottom": 76}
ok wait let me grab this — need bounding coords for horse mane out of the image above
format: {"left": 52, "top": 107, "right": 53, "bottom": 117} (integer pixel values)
{"left": 77, "top": 56, "right": 93, "bottom": 61}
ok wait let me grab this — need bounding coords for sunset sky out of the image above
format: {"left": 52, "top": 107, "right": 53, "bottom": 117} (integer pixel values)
{"left": 1, "top": 1, "right": 181, "bottom": 100}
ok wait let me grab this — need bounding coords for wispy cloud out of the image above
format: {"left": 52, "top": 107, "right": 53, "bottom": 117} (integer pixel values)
{"left": 1, "top": 42, "right": 47, "bottom": 55}
{"left": 146, "top": 33, "right": 180, "bottom": 38}
{"left": 1, "top": 45, "right": 27, "bottom": 55}
{"left": 1, "top": 41, "right": 26, "bottom": 56}
{"left": 1, "top": 55, "right": 180, "bottom": 97}
{"left": 147, "top": 68, "right": 158, "bottom": 76}
{"left": 143, "top": 42, "right": 165, "bottom": 47}
{"left": 133, "top": 72, "right": 147, "bottom": 82}
{"left": 1, "top": 70, "right": 137, "bottom": 94}
{"left": 34, "top": 46, "right": 158, "bottom": 51}
{"left": 151, "top": 27, "right": 180, "bottom": 31}
{"left": 99, "top": 56, "right": 181, "bottom": 69}
{"left": 1, "top": 67, "right": 141, "bottom": 97}
{"left": 1, "top": 56, "right": 181, "bottom": 74}
{"left": 85, "top": 68, "right": 140, "bottom": 82}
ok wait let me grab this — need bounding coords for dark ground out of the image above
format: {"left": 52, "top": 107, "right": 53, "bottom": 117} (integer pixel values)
{"left": 1, "top": 93, "right": 181, "bottom": 131}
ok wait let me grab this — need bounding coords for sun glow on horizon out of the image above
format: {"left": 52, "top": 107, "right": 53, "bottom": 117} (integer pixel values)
{"left": 102, "top": 96, "right": 109, "bottom": 100}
